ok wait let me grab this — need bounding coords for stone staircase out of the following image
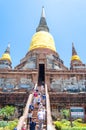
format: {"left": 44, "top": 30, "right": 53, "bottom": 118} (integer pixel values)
{"left": 17, "top": 84, "right": 55, "bottom": 130}
{"left": 28, "top": 86, "right": 47, "bottom": 130}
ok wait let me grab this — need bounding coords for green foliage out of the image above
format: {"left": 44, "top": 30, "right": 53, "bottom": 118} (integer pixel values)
{"left": 81, "top": 128, "right": 86, "bottom": 130}
{"left": 61, "top": 128, "right": 67, "bottom": 130}
{"left": 61, "top": 119, "right": 68, "bottom": 123}
{"left": 54, "top": 121, "right": 62, "bottom": 130}
{"left": 61, "top": 109, "right": 70, "bottom": 119}
{"left": 7, "top": 119, "right": 18, "bottom": 130}
{"left": 74, "top": 118, "right": 83, "bottom": 123}
{"left": 0, "top": 128, "right": 4, "bottom": 130}
{"left": 0, "top": 119, "right": 18, "bottom": 130}
{"left": 54, "top": 119, "right": 86, "bottom": 130}
{"left": 0, "top": 121, "right": 8, "bottom": 127}
{"left": 71, "top": 127, "right": 81, "bottom": 130}
{"left": 61, "top": 127, "right": 86, "bottom": 130}
{"left": 0, "top": 105, "right": 18, "bottom": 130}
{"left": 0, "top": 105, "right": 15, "bottom": 119}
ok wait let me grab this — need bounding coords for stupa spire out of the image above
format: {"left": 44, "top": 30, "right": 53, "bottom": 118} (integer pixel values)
{"left": 41, "top": 6, "right": 45, "bottom": 18}
{"left": 72, "top": 42, "right": 77, "bottom": 56}
{"left": 5, "top": 43, "right": 10, "bottom": 54}
{"left": 70, "top": 42, "right": 83, "bottom": 70}
{"left": 36, "top": 7, "right": 49, "bottom": 32}
{"left": 71, "top": 42, "right": 81, "bottom": 63}
{"left": 0, "top": 44, "right": 12, "bottom": 63}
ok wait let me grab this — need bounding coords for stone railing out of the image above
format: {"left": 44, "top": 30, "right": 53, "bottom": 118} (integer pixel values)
{"left": 45, "top": 84, "right": 56, "bottom": 130}
{"left": 16, "top": 83, "right": 37, "bottom": 130}
{"left": 16, "top": 94, "right": 33, "bottom": 130}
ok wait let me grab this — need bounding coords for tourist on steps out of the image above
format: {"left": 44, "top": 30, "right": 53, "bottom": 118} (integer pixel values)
{"left": 29, "top": 103, "right": 34, "bottom": 111}
{"left": 28, "top": 109, "right": 33, "bottom": 123}
{"left": 37, "top": 108, "right": 44, "bottom": 130}
{"left": 29, "top": 118, "right": 36, "bottom": 130}
{"left": 37, "top": 93, "right": 42, "bottom": 105}
{"left": 33, "top": 90, "right": 38, "bottom": 105}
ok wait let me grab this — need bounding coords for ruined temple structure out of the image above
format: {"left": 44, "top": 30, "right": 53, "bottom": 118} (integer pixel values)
{"left": 0, "top": 7, "right": 86, "bottom": 114}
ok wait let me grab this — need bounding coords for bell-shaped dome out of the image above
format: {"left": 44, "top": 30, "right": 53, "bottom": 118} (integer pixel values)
{"left": 71, "top": 55, "right": 81, "bottom": 61}
{"left": 0, "top": 53, "right": 12, "bottom": 63}
{"left": 29, "top": 31, "right": 56, "bottom": 52}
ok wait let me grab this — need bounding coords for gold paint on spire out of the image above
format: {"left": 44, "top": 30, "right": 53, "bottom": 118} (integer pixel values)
{"left": 71, "top": 55, "right": 81, "bottom": 61}
{"left": 0, "top": 53, "right": 12, "bottom": 63}
{"left": 29, "top": 31, "right": 56, "bottom": 52}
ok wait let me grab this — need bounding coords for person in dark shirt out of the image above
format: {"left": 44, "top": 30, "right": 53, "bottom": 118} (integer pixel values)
{"left": 29, "top": 103, "right": 34, "bottom": 111}
{"left": 29, "top": 118, "right": 36, "bottom": 130}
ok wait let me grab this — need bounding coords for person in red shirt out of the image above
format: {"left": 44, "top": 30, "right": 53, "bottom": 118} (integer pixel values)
{"left": 33, "top": 90, "right": 38, "bottom": 105}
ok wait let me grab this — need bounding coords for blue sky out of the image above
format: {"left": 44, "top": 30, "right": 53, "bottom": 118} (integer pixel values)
{"left": 0, "top": 0, "right": 86, "bottom": 68}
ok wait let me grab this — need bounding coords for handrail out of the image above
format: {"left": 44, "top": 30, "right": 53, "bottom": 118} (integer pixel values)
{"left": 45, "top": 84, "right": 56, "bottom": 130}
{"left": 16, "top": 83, "right": 37, "bottom": 130}
{"left": 16, "top": 94, "right": 33, "bottom": 130}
